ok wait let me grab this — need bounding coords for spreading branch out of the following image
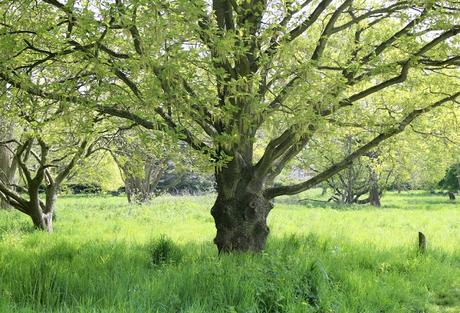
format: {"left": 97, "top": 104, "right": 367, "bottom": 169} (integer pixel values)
{"left": 265, "top": 91, "right": 460, "bottom": 198}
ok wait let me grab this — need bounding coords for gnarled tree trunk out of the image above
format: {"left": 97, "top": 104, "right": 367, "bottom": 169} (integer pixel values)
{"left": 211, "top": 159, "right": 273, "bottom": 253}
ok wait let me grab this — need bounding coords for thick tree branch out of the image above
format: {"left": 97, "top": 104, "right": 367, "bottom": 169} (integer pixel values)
{"left": 264, "top": 91, "right": 460, "bottom": 198}
{"left": 311, "top": 0, "right": 353, "bottom": 61}
{"left": 360, "top": 8, "right": 431, "bottom": 65}
{"left": 0, "top": 182, "right": 29, "bottom": 214}
{"left": 54, "top": 139, "right": 88, "bottom": 185}
{"left": 0, "top": 72, "right": 211, "bottom": 153}
{"left": 321, "top": 26, "right": 460, "bottom": 116}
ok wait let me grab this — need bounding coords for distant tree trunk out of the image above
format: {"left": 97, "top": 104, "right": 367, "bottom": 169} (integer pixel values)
{"left": 123, "top": 160, "right": 166, "bottom": 203}
{"left": 321, "top": 184, "right": 327, "bottom": 196}
{"left": 396, "top": 149, "right": 403, "bottom": 193}
{"left": 344, "top": 166, "right": 354, "bottom": 204}
{"left": 396, "top": 178, "right": 402, "bottom": 193}
{"left": 345, "top": 137, "right": 355, "bottom": 204}
{"left": 0, "top": 121, "right": 17, "bottom": 209}
{"left": 368, "top": 169, "right": 381, "bottom": 207}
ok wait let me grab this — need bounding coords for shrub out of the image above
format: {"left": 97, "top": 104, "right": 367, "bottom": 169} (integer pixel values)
{"left": 438, "top": 163, "right": 460, "bottom": 193}
{"left": 147, "top": 235, "right": 183, "bottom": 266}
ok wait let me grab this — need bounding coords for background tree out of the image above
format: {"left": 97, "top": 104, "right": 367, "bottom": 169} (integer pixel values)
{"left": 0, "top": 89, "right": 103, "bottom": 231}
{"left": 0, "top": 118, "right": 18, "bottom": 209}
{"left": 297, "top": 133, "right": 394, "bottom": 206}
{"left": 109, "top": 127, "right": 170, "bottom": 203}
{"left": 0, "top": 134, "right": 90, "bottom": 231}
{"left": 0, "top": 0, "right": 459, "bottom": 251}
{"left": 324, "top": 154, "right": 387, "bottom": 207}
{"left": 438, "top": 163, "right": 460, "bottom": 200}
{"left": 105, "top": 124, "right": 210, "bottom": 202}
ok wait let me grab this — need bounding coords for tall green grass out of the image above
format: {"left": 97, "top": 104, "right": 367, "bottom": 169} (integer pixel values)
{"left": 0, "top": 191, "right": 459, "bottom": 312}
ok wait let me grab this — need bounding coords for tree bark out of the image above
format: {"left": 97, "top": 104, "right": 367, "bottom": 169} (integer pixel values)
{"left": 211, "top": 193, "right": 272, "bottom": 253}
{"left": 211, "top": 161, "right": 273, "bottom": 253}
{"left": 344, "top": 136, "right": 354, "bottom": 204}
{"left": 27, "top": 180, "right": 55, "bottom": 232}
{"left": 368, "top": 169, "right": 381, "bottom": 207}
{"left": 26, "top": 187, "right": 57, "bottom": 232}
{"left": 0, "top": 120, "right": 17, "bottom": 209}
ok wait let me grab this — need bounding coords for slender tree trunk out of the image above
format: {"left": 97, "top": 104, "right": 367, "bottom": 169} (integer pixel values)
{"left": 43, "top": 184, "right": 58, "bottom": 231}
{"left": 368, "top": 170, "right": 381, "bottom": 207}
{"left": 125, "top": 176, "right": 141, "bottom": 203}
{"left": 345, "top": 167, "right": 354, "bottom": 204}
{"left": 321, "top": 184, "right": 327, "bottom": 196}
{"left": 344, "top": 137, "right": 354, "bottom": 204}
{"left": 126, "top": 180, "right": 133, "bottom": 203}
{"left": 28, "top": 182, "right": 47, "bottom": 231}
{"left": 123, "top": 160, "right": 166, "bottom": 203}
{"left": 0, "top": 121, "right": 17, "bottom": 209}
{"left": 211, "top": 160, "right": 273, "bottom": 253}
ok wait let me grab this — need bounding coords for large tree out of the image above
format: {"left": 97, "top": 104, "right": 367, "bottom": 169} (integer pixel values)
{"left": 0, "top": 134, "right": 90, "bottom": 231}
{"left": 0, "top": 91, "right": 103, "bottom": 231}
{"left": 438, "top": 162, "right": 460, "bottom": 199}
{"left": 0, "top": 0, "right": 459, "bottom": 251}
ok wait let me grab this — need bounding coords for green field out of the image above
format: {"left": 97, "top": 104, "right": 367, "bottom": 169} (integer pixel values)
{"left": 0, "top": 191, "right": 459, "bottom": 312}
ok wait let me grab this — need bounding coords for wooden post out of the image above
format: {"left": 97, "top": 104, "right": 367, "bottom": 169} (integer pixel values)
{"left": 418, "top": 232, "right": 427, "bottom": 254}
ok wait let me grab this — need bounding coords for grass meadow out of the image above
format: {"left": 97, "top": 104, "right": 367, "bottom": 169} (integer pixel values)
{"left": 0, "top": 190, "right": 459, "bottom": 312}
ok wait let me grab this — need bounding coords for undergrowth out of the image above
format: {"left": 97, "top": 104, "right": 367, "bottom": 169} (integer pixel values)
{"left": 0, "top": 192, "right": 458, "bottom": 312}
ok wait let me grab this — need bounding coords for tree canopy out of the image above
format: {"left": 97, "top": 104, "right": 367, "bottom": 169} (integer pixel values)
{"left": 1, "top": 0, "right": 459, "bottom": 251}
